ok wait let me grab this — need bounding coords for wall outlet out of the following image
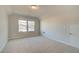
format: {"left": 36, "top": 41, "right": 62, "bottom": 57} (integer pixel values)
{"left": 43, "top": 32, "right": 45, "bottom": 33}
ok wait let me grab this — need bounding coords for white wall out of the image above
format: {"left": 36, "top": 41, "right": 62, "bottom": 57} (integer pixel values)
{"left": 40, "top": 17, "right": 76, "bottom": 48}
{"left": 41, "top": 6, "right": 79, "bottom": 48}
{"left": 0, "top": 6, "right": 10, "bottom": 52}
{"left": 41, "top": 16, "right": 69, "bottom": 43}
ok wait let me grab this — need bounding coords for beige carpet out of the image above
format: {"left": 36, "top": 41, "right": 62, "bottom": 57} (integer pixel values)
{"left": 2, "top": 36, "right": 79, "bottom": 53}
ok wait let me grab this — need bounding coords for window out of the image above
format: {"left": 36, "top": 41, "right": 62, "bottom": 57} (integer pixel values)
{"left": 28, "top": 21, "right": 35, "bottom": 32}
{"left": 18, "top": 20, "right": 27, "bottom": 32}
{"left": 18, "top": 20, "right": 35, "bottom": 32}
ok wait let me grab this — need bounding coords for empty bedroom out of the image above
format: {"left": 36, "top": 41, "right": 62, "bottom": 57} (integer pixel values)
{"left": 0, "top": 5, "right": 79, "bottom": 53}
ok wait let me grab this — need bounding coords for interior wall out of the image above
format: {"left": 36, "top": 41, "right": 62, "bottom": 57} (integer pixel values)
{"left": 40, "top": 6, "right": 79, "bottom": 48}
{"left": 8, "top": 14, "right": 40, "bottom": 39}
{"left": 0, "top": 6, "right": 9, "bottom": 52}
{"left": 40, "top": 17, "right": 77, "bottom": 48}
{"left": 41, "top": 16, "right": 69, "bottom": 43}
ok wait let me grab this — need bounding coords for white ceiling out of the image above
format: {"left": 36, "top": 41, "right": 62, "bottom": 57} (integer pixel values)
{"left": 8, "top": 5, "right": 79, "bottom": 19}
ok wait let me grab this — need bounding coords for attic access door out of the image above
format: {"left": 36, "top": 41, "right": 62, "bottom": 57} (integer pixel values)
{"left": 69, "top": 21, "right": 79, "bottom": 47}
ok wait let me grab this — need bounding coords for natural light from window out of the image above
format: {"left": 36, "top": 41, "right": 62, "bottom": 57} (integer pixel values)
{"left": 18, "top": 20, "right": 35, "bottom": 32}
{"left": 18, "top": 20, "right": 27, "bottom": 32}
{"left": 28, "top": 21, "right": 35, "bottom": 32}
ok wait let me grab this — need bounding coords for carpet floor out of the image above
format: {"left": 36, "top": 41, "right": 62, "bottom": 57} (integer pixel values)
{"left": 2, "top": 36, "right": 79, "bottom": 53}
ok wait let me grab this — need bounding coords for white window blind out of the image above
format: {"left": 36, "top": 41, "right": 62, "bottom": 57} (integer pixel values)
{"left": 18, "top": 20, "right": 27, "bottom": 32}
{"left": 28, "top": 21, "right": 35, "bottom": 32}
{"left": 18, "top": 20, "right": 35, "bottom": 32}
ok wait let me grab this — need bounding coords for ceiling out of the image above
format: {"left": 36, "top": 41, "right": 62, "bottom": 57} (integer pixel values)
{"left": 8, "top": 5, "right": 79, "bottom": 19}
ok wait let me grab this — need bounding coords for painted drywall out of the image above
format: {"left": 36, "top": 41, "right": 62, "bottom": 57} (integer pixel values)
{"left": 41, "top": 6, "right": 79, "bottom": 48}
{"left": 41, "top": 16, "right": 69, "bottom": 42}
{"left": 40, "top": 17, "right": 79, "bottom": 48}
{"left": 8, "top": 14, "right": 40, "bottom": 39}
{"left": 0, "top": 6, "right": 9, "bottom": 52}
